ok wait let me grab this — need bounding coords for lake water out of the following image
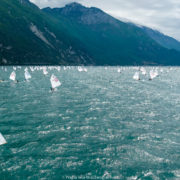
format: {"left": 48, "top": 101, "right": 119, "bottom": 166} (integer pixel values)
{"left": 0, "top": 66, "right": 180, "bottom": 179}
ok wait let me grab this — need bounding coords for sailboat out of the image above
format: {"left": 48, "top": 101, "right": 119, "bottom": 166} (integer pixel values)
{"left": 117, "top": 68, "right": 121, "bottom": 73}
{"left": 83, "top": 67, "right": 88, "bottom": 72}
{"left": 9, "top": 71, "right": 16, "bottom": 82}
{"left": 149, "top": 70, "right": 158, "bottom": 80}
{"left": 57, "top": 67, "right": 61, "bottom": 72}
{"left": 133, "top": 72, "right": 140, "bottom": 80}
{"left": 78, "top": 66, "right": 83, "bottom": 72}
{"left": 24, "top": 67, "right": 28, "bottom": 72}
{"left": 43, "top": 67, "right": 48, "bottom": 75}
{"left": 140, "top": 67, "right": 146, "bottom": 75}
{"left": 0, "top": 133, "right": 7, "bottom": 145}
{"left": 24, "top": 70, "right": 31, "bottom": 81}
{"left": 50, "top": 74, "right": 61, "bottom": 91}
{"left": 30, "top": 67, "right": 34, "bottom": 72}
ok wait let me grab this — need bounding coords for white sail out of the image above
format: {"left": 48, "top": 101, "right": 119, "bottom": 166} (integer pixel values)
{"left": 43, "top": 68, "right": 48, "bottom": 75}
{"left": 149, "top": 70, "right": 158, "bottom": 80}
{"left": 24, "top": 67, "right": 28, "bottom": 72}
{"left": 30, "top": 67, "right": 34, "bottom": 72}
{"left": 25, "top": 71, "right": 31, "bottom": 80}
{"left": 78, "top": 66, "right": 83, "bottom": 72}
{"left": 9, "top": 71, "right": 16, "bottom": 81}
{"left": 140, "top": 67, "right": 146, "bottom": 75}
{"left": 133, "top": 72, "right": 140, "bottom": 80}
{"left": 83, "top": 68, "right": 87, "bottom": 72}
{"left": 57, "top": 67, "right": 61, "bottom": 72}
{"left": 154, "top": 70, "right": 159, "bottom": 77}
{"left": 117, "top": 68, "right": 121, "bottom": 73}
{"left": 50, "top": 74, "right": 61, "bottom": 89}
{"left": 0, "top": 133, "right": 7, "bottom": 145}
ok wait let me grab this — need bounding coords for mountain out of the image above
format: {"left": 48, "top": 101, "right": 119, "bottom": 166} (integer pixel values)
{"left": 1, "top": 0, "right": 180, "bottom": 65}
{"left": 43, "top": 2, "right": 180, "bottom": 65}
{"left": 142, "top": 26, "right": 180, "bottom": 52}
{"left": 0, "top": 0, "right": 93, "bottom": 65}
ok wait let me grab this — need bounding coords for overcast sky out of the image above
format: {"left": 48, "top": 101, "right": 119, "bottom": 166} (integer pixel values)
{"left": 30, "top": 0, "right": 180, "bottom": 41}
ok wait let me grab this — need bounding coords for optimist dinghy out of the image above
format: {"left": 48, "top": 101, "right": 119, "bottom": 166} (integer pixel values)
{"left": 24, "top": 70, "right": 31, "bottom": 81}
{"left": 50, "top": 74, "right": 61, "bottom": 91}
{"left": 133, "top": 72, "right": 140, "bottom": 80}
{"left": 9, "top": 71, "right": 16, "bottom": 82}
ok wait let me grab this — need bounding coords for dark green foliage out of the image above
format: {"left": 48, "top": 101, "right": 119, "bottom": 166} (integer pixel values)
{"left": 0, "top": 0, "right": 93, "bottom": 65}
{"left": 0, "top": 0, "right": 180, "bottom": 65}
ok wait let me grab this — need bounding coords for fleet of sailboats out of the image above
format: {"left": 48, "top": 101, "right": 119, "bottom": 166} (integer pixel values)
{"left": 78, "top": 66, "right": 87, "bottom": 72}
{"left": 1, "top": 66, "right": 165, "bottom": 89}
{"left": 0, "top": 65, "right": 173, "bottom": 146}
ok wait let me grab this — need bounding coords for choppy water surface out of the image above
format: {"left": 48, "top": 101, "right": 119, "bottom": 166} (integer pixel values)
{"left": 0, "top": 66, "right": 180, "bottom": 179}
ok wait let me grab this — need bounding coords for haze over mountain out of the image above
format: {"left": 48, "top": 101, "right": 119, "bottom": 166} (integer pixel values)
{"left": 1, "top": 0, "right": 180, "bottom": 65}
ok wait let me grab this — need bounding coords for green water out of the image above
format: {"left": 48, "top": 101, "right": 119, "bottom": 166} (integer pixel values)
{"left": 0, "top": 66, "right": 180, "bottom": 179}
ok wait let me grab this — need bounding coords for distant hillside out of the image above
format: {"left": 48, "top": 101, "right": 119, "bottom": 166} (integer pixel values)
{"left": 142, "top": 27, "right": 180, "bottom": 52}
{"left": 1, "top": 0, "right": 180, "bottom": 65}
{"left": 0, "top": 0, "right": 93, "bottom": 65}
{"left": 43, "top": 2, "right": 180, "bottom": 65}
